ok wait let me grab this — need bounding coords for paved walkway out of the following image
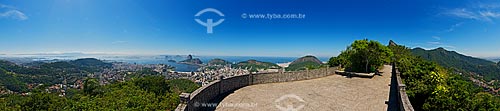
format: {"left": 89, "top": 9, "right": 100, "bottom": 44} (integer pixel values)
{"left": 216, "top": 65, "right": 392, "bottom": 111}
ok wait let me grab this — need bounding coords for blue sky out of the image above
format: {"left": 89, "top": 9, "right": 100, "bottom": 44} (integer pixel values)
{"left": 0, "top": 0, "right": 500, "bottom": 57}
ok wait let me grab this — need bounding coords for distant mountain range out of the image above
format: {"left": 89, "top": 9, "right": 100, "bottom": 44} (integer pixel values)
{"left": 411, "top": 47, "right": 500, "bottom": 80}
{"left": 482, "top": 57, "right": 500, "bottom": 63}
{"left": 204, "top": 55, "right": 325, "bottom": 71}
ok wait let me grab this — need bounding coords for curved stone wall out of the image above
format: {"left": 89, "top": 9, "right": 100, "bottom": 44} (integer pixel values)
{"left": 175, "top": 67, "right": 337, "bottom": 111}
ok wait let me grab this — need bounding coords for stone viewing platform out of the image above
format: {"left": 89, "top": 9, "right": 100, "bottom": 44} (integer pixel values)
{"left": 175, "top": 66, "right": 337, "bottom": 111}
{"left": 175, "top": 64, "right": 414, "bottom": 111}
{"left": 215, "top": 65, "right": 392, "bottom": 111}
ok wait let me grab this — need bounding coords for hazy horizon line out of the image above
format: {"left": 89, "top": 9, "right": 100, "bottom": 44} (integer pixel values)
{"left": 0, "top": 52, "right": 334, "bottom": 58}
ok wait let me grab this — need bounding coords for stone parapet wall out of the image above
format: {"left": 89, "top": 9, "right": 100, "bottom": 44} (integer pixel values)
{"left": 175, "top": 67, "right": 337, "bottom": 111}
{"left": 392, "top": 63, "right": 414, "bottom": 111}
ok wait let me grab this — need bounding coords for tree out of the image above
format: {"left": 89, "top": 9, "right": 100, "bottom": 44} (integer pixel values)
{"left": 388, "top": 43, "right": 411, "bottom": 63}
{"left": 83, "top": 78, "right": 100, "bottom": 96}
{"left": 20, "top": 92, "right": 67, "bottom": 111}
{"left": 471, "top": 92, "right": 499, "bottom": 111}
{"left": 344, "top": 39, "right": 393, "bottom": 72}
{"left": 132, "top": 76, "right": 170, "bottom": 95}
{"left": 386, "top": 40, "right": 500, "bottom": 110}
{"left": 328, "top": 51, "right": 349, "bottom": 68}
{"left": 167, "top": 79, "right": 200, "bottom": 94}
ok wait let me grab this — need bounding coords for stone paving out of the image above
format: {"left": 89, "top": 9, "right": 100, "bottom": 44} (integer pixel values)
{"left": 216, "top": 65, "right": 392, "bottom": 111}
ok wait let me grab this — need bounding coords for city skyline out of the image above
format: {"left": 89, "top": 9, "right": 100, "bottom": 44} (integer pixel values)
{"left": 1, "top": 0, "right": 500, "bottom": 57}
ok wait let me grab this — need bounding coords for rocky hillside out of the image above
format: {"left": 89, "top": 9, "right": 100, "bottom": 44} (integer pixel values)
{"left": 180, "top": 55, "right": 203, "bottom": 65}
{"left": 290, "top": 55, "right": 323, "bottom": 65}
{"left": 286, "top": 55, "right": 323, "bottom": 71}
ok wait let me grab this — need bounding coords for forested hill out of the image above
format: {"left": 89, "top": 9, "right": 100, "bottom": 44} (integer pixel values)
{"left": 234, "top": 59, "right": 280, "bottom": 72}
{"left": 411, "top": 47, "right": 500, "bottom": 80}
{"left": 286, "top": 55, "right": 323, "bottom": 71}
{"left": 0, "top": 58, "right": 112, "bottom": 92}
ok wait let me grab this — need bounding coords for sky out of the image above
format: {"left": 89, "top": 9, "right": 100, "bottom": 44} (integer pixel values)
{"left": 0, "top": 0, "right": 500, "bottom": 57}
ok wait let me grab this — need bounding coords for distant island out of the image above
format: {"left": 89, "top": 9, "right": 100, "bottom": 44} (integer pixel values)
{"left": 207, "top": 58, "right": 231, "bottom": 66}
{"left": 179, "top": 55, "right": 203, "bottom": 65}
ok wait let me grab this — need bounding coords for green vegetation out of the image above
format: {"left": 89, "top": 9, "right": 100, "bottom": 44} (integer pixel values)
{"left": 286, "top": 61, "right": 322, "bottom": 71}
{"left": 286, "top": 55, "right": 323, "bottom": 71}
{"left": 328, "top": 39, "right": 500, "bottom": 110}
{"left": 328, "top": 51, "right": 349, "bottom": 70}
{"left": 412, "top": 47, "right": 500, "bottom": 81}
{"left": 167, "top": 79, "right": 200, "bottom": 94}
{"left": 70, "top": 58, "right": 113, "bottom": 72}
{"left": 234, "top": 59, "right": 280, "bottom": 72}
{"left": 0, "top": 58, "right": 193, "bottom": 110}
{"left": 205, "top": 58, "right": 232, "bottom": 70}
{"left": 0, "top": 60, "right": 48, "bottom": 92}
{"left": 388, "top": 42, "right": 500, "bottom": 110}
{"left": 207, "top": 58, "right": 231, "bottom": 66}
{"left": 0, "top": 69, "right": 28, "bottom": 92}
{"left": 0, "top": 58, "right": 112, "bottom": 92}
{"left": 0, "top": 76, "right": 200, "bottom": 110}
{"left": 328, "top": 39, "right": 392, "bottom": 73}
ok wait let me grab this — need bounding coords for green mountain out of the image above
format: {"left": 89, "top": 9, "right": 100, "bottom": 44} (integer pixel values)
{"left": 0, "top": 58, "right": 112, "bottom": 92}
{"left": 71, "top": 58, "right": 112, "bottom": 68}
{"left": 234, "top": 59, "right": 280, "bottom": 72}
{"left": 0, "top": 66, "right": 28, "bottom": 92}
{"left": 0, "top": 60, "right": 47, "bottom": 92}
{"left": 286, "top": 55, "right": 323, "bottom": 71}
{"left": 411, "top": 47, "right": 500, "bottom": 80}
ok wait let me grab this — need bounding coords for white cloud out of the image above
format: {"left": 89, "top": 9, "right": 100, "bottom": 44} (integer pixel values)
{"left": 443, "top": 8, "right": 500, "bottom": 22}
{"left": 445, "top": 22, "right": 463, "bottom": 32}
{"left": 445, "top": 8, "right": 480, "bottom": 20}
{"left": 480, "top": 11, "right": 500, "bottom": 18}
{"left": 0, "top": 10, "right": 27, "bottom": 20}
{"left": 432, "top": 36, "right": 441, "bottom": 40}
{"left": 425, "top": 41, "right": 456, "bottom": 49}
{"left": 427, "top": 41, "right": 441, "bottom": 45}
{"left": 478, "top": 3, "right": 500, "bottom": 9}
{"left": 439, "top": 45, "right": 456, "bottom": 49}
{"left": 0, "top": 4, "right": 28, "bottom": 20}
